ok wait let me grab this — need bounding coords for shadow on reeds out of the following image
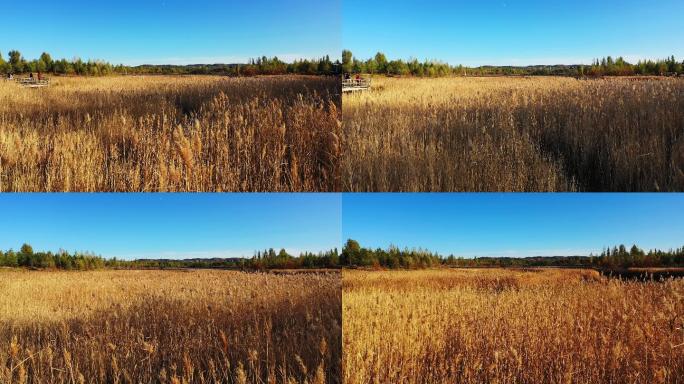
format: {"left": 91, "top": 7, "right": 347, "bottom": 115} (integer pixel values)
{"left": 0, "top": 284, "right": 341, "bottom": 384}
{"left": 0, "top": 76, "right": 341, "bottom": 192}
{"left": 342, "top": 77, "right": 684, "bottom": 192}
{"left": 598, "top": 268, "right": 684, "bottom": 281}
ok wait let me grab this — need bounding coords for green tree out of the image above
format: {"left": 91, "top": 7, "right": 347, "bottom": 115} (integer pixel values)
{"left": 73, "top": 58, "right": 85, "bottom": 75}
{"left": 8, "top": 50, "right": 23, "bottom": 73}
{"left": 352, "top": 59, "right": 364, "bottom": 74}
{"left": 39, "top": 52, "right": 53, "bottom": 72}
{"left": 365, "top": 58, "right": 377, "bottom": 74}
{"left": 329, "top": 248, "right": 339, "bottom": 266}
{"left": 342, "top": 50, "right": 353, "bottom": 74}
{"left": 387, "top": 60, "right": 409, "bottom": 76}
{"left": 341, "top": 239, "right": 361, "bottom": 266}
{"left": 4, "top": 250, "right": 18, "bottom": 267}
{"left": 35, "top": 59, "right": 47, "bottom": 73}
{"left": 317, "top": 55, "right": 332, "bottom": 74}
{"left": 374, "top": 52, "right": 388, "bottom": 74}
{"left": 20, "top": 243, "right": 34, "bottom": 256}
{"left": 17, "top": 243, "right": 34, "bottom": 267}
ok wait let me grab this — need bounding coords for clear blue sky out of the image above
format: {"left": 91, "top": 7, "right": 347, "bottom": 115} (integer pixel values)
{"left": 0, "top": 194, "right": 341, "bottom": 260}
{"left": 1, "top": 0, "right": 340, "bottom": 65}
{"left": 344, "top": 0, "right": 684, "bottom": 66}
{"left": 342, "top": 194, "right": 684, "bottom": 258}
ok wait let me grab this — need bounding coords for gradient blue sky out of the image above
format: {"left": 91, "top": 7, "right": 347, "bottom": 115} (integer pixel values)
{"left": 344, "top": 0, "right": 684, "bottom": 66}
{"left": 1, "top": 0, "right": 340, "bottom": 65}
{"left": 342, "top": 194, "right": 684, "bottom": 258}
{"left": 0, "top": 194, "right": 341, "bottom": 260}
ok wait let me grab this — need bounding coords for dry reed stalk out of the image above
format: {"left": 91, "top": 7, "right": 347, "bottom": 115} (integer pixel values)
{"left": 343, "top": 268, "right": 684, "bottom": 384}
{"left": 342, "top": 76, "right": 684, "bottom": 191}
{"left": 0, "top": 269, "right": 342, "bottom": 384}
{"left": 0, "top": 75, "right": 341, "bottom": 192}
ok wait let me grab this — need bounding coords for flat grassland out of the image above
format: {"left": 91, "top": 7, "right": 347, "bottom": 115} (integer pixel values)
{"left": 0, "top": 75, "right": 340, "bottom": 192}
{"left": 0, "top": 269, "right": 341, "bottom": 383}
{"left": 343, "top": 269, "right": 684, "bottom": 384}
{"left": 342, "top": 77, "right": 684, "bottom": 192}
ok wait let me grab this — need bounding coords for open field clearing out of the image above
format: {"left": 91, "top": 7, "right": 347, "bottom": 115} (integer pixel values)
{"left": 0, "top": 75, "right": 340, "bottom": 192}
{"left": 342, "top": 77, "right": 684, "bottom": 191}
{"left": 0, "top": 269, "right": 341, "bottom": 383}
{"left": 343, "top": 268, "right": 684, "bottom": 384}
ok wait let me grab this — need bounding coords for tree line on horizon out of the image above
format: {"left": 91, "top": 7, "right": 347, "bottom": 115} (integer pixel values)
{"left": 0, "top": 244, "right": 341, "bottom": 270}
{"left": 342, "top": 50, "right": 684, "bottom": 77}
{"left": 0, "top": 50, "right": 340, "bottom": 76}
{"left": 126, "top": 248, "right": 341, "bottom": 269}
{"left": 340, "top": 239, "right": 684, "bottom": 269}
{"left": 3, "top": 242, "right": 683, "bottom": 271}
{"left": 0, "top": 244, "right": 106, "bottom": 270}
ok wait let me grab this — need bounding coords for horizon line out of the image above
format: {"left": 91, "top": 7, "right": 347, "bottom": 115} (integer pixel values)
{"left": 343, "top": 51, "right": 682, "bottom": 68}
{"left": 0, "top": 51, "right": 340, "bottom": 67}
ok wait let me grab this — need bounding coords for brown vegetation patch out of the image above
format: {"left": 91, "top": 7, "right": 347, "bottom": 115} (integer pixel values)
{"left": 343, "top": 268, "right": 684, "bottom": 383}
{"left": 0, "top": 270, "right": 341, "bottom": 383}
{"left": 342, "top": 77, "right": 684, "bottom": 191}
{"left": 0, "top": 75, "right": 341, "bottom": 192}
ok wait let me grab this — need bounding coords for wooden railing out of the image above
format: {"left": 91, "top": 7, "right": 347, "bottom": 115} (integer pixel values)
{"left": 15, "top": 77, "right": 50, "bottom": 87}
{"left": 342, "top": 78, "right": 371, "bottom": 91}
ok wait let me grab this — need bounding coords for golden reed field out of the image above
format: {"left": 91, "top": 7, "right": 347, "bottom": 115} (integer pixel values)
{"left": 342, "top": 77, "right": 684, "bottom": 192}
{"left": 343, "top": 269, "right": 684, "bottom": 384}
{"left": 0, "top": 269, "right": 341, "bottom": 384}
{"left": 0, "top": 75, "right": 340, "bottom": 192}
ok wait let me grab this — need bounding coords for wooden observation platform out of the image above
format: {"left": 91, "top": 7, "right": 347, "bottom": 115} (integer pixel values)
{"left": 342, "top": 77, "right": 371, "bottom": 93}
{"left": 12, "top": 76, "right": 51, "bottom": 88}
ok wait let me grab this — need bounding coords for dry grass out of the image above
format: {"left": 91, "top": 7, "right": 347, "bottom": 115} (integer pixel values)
{"left": 0, "top": 75, "right": 341, "bottom": 192}
{"left": 0, "top": 269, "right": 341, "bottom": 383}
{"left": 343, "top": 268, "right": 684, "bottom": 384}
{"left": 342, "top": 76, "right": 684, "bottom": 191}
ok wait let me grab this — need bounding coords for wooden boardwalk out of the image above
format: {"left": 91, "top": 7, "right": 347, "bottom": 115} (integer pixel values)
{"left": 342, "top": 78, "right": 371, "bottom": 93}
{"left": 15, "top": 77, "right": 51, "bottom": 88}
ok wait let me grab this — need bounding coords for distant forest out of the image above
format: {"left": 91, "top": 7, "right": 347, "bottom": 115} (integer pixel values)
{"left": 342, "top": 50, "right": 684, "bottom": 77}
{"left": 0, "top": 50, "right": 340, "bottom": 76}
{"left": 340, "top": 240, "right": 684, "bottom": 269}
{"left": 3, "top": 242, "right": 683, "bottom": 271}
{"left": 0, "top": 244, "right": 340, "bottom": 270}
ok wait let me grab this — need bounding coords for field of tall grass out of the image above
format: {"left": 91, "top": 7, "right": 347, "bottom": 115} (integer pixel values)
{"left": 343, "top": 269, "right": 684, "bottom": 384}
{"left": 0, "top": 75, "right": 340, "bottom": 192}
{"left": 342, "top": 77, "right": 684, "bottom": 191}
{"left": 0, "top": 269, "right": 341, "bottom": 383}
